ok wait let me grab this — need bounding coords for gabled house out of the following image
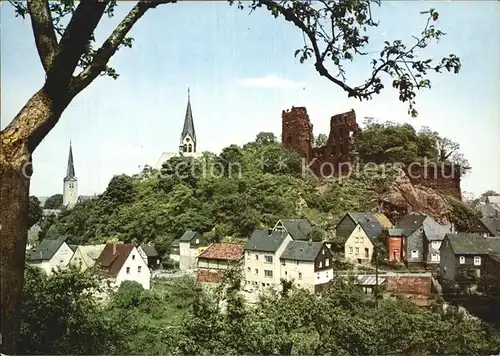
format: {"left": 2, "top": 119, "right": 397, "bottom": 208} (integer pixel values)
{"left": 26, "top": 237, "right": 75, "bottom": 275}
{"left": 468, "top": 218, "right": 500, "bottom": 237}
{"left": 96, "top": 244, "right": 151, "bottom": 290}
{"left": 197, "top": 243, "right": 244, "bottom": 285}
{"left": 280, "top": 241, "right": 333, "bottom": 293}
{"left": 138, "top": 243, "right": 161, "bottom": 269}
{"left": 395, "top": 213, "right": 451, "bottom": 264}
{"left": 337, "top": 212, "right": 392, "bottom": 264}
{"left": 386, "top": 228, "right": 405, "bottom": 262}
{"left": 273, "top": 219, "right": 313, "bottom": 241}
{"left": 69, "top": 244, "right": 106, "bottom": 271}
{"left": 439, "top": 233, "right": 500, "bottom": 287}
{"left": 178, "top": 230, "right": 209, "bottom": 271}
{"left": 169, "top": 239, "right": 180, "bottom": 262}
{"left": 244, "top": 229, "right": 291, "bottom": 289}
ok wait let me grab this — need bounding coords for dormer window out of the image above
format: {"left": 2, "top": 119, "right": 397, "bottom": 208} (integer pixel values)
{"left": 132, "top": 254, "right": 135, "bottom": 260}
{"left": 195, "top": 238, "right": 199, "bottom": 244}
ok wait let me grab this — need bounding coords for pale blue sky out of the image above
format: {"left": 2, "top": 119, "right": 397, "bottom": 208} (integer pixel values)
{"left": 1, "top": 1, "right": 499, "bottom": 197}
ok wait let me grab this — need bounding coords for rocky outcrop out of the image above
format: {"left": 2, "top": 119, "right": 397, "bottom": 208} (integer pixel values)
{"left": 380, "top": 169, "right": 452, "bottom": 224}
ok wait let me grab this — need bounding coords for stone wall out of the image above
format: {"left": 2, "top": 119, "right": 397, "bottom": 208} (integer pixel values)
{"left": 281, "top": 106, "right": 461, "bottom": 199}
{"left": 385, "top": 275, "right": 432, "bottom": 306}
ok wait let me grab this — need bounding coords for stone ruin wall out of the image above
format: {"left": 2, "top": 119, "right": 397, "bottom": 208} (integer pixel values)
{"left": 281, "top": 106, "right": 461, "bottom": 199}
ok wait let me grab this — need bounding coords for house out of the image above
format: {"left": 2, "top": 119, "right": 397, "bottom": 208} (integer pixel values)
{"left": 244, "top": 229, "right": 291, "bottom": 289}
{"left": 357, "top": 275, "right": 386, "bottom": 295}
{"left": 26, "top": 237, "right": 75, "bottom": 275}
{"left": 196, "top": 243, "right": 244, "bottom": 285}
{"left": 273, "top": 219, "right": 313, "bottom": 240}
{"left": 338, "top": 212, "right": 392, "bottom": 264}
{"left": 69, "top": 244, "right": 106, "bottom": 271}
{"left": 280, "top": 241, "right": 333, "bottom": 293}
{"left": 178, "top": 230, "right": 209, "bottom": 270}
{"left": 96, "top": 243, "right": 151, "bottom": 290}
{"left": 467, "top": 218, "right": 500, "bottom": 237}
{"left": 169, "top": 239, "right": 180, "bottom": 262}
{"left": 386, "top": 228, "right": 405, "bottom": 262}
{"left": 439, "top": 233, "right": 500, "bottom": 288}
{"left": 395, "top": 213, "right": 451, "bottom": 264}
{"left": 138, "top": 243, "right": 161, "bottom": 269}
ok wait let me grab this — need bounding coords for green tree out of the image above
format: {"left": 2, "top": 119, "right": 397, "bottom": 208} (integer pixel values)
{"left": 28, "top": 196, "right": 43, "bottom": 229}
{"left": 315, "top": 133, "right": 328, "bottom": 147}
{"left": 0, "top": 2, "right": 461, "bottom": 349}
{"left": 43, "top": 193, "right": 63, "bottom": 209}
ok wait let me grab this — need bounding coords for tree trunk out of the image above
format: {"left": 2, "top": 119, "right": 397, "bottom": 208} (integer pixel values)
{"left": 0, "top": 89, "right": 63, "bottom": 355}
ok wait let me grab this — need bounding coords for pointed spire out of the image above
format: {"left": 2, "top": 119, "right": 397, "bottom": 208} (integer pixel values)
{"left": 64, "top": 141, "right": 76, "bottom": 180}
{"left": 181, "top": 88, "right": 196, "bottom": 142}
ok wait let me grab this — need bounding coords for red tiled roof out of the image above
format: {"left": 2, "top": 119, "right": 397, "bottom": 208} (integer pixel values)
{"left": 197, "top": 243, "right": 244, "bottom": 261}
{"left": 197, "top": 269, "right": 223, "bottom": 283}
{"left": 96, "top": 244, "right": 134, "bottom": 277}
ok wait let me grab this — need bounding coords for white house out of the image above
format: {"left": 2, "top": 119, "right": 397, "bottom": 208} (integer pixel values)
{"left": 95, "top": 243, "right": 151, "bottom": 290}
{"left": 178, "top": 230, "right": 209, "bottom": 271}
{"left": 243, "top": 229, "right": 292, "bottom": 290}
{"left": 280, "top": 241, "right": 334, "bottom": 293}
{"left": 69, "top": 244, "right": 106, "bottom": 271}
{"left": 26, "top": 237, "right": 75, "bottom": 275}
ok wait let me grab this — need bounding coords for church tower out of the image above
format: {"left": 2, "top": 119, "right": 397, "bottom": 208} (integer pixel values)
{"left": 63, "top": 142, "right": 78, "bottom": 209}
{"left": 179, "top": 88, "right": 197, "bottom": 157}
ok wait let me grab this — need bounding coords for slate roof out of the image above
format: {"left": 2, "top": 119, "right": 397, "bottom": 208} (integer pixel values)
{"left": 347, "top": 212, "right": 384, "bottom": 239}
{"left": 486, "top": 196, "right": 500, "bottom": 205}
{"left": 69, "top": 244, "right": 78, "bottom": 252}
{"left": 480, "top": 204, "right": 500, "bottom": 218}
{"left": 26, "top": 237, "right": 67, "bottom": 262}
{"left": 276, "top": 219, "right": 313, "bottom": 241}
{"left": 388, "top": 228, "right": 405, "bottom": 237}
{"left": 395, "top": 213, "right": 428, "bottom": 236}
{"left": 181, "top": 89, "right": 196, "bottom": 142}
{"left": 479, "top": 218, "right": 500, "bottom": 236}
{"left": 422, "top": 217, "right": 451, "bottom": 241}
{"left": 445, "top": 233, "right": 500, "bottom": 255}
{"left": 140, "top": 244, "right": 159, "bottom": 257}
{"left": 198, "top": 243, "right": 244, "bottom": 261}
{"left": 244, "top": 229, "right": 287, "bottom": 252}
{"left": 179, "top": 230, "right": 198, "bottom": 242}
{"left": 357, "top": 275, "right": 386, "bottom": 286}
{"left": 280, "top": 241, "right": 324, "bottom": 262}
{"left": 96, "top": 244, "right": 135, "bottom": 277}
{"left": 64, "top": 142, "right": 76, "bottom": 181}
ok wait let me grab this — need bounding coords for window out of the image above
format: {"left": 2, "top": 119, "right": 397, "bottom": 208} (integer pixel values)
{"left": 281, "top": 260, "right": 285, "bottom": 266}
{"left": 355, "top": 247, "right": 359, "bottom": 255}
{"left": 247, "top": 267, "right": 251, "bottom": 272}
{"left": 482, "top": 232, "right": 489, "bottom": 238}
{"left": 138, "top": 266, "right": 142, "bottom": 273}
{"left": 188, "top": 144, "right": 193, "bottom": 152}
{"left": 431, "top": 253, "right": 439, "bottom": 262}
{"left": 264, "top": 255, "right": 273, "bottom": 263}
{"left": 255, "top": 255, "right": 259, "bottom": 260}
{"left": 317, "top": 273, "right": 320, "bottom": 279}
{"left": 254, "top": 269, "right": 259, "bottom": 275}
{"left": 132, "top": 254, "right": 135, "bottom": 260}
{"left": 195, "top": 238, "right": 199, "bottom": 244}
{"left": 474, "top": 256, "right": 481, "bottom": 266}
{"left": 325, "top": 259, "right": 330, "bottom": 267}
{"left": 355, "top": 237, "right": 359, "bottom": 243}
{"left": 298, "top": 272, "right": 302, "bottom": 280}
{"left": 246, "top": 251, "right": 250, "bottom": 256}
{"left": 296, "top": 261, "right": 299, "bottom": 266}
{"left": 126, "top": 267, "right": 130, "bottom": 274}
{"left": 319, "top": 261, "right": 323, "bottom": 268}
{"left": 285, "top": 271, "right": 288, "bottom": 276}
{"left": 349, "top": 247, "right": 353, "bottom": 255}
{"left": 264, "top": 270, "right": 273, "bottom": 278}
{"left": 322, "top": 249, "right": 325, "bottom": 255}
{"left": 459, "top": 256, "right": 465, "bottom": 264}
{"left": 411, "top": 250, "right": 419, "bottom": 258}
{"left": 360, "top": 236, "right": 364, "bottom": 243}
{"left": 364, "top": 248, "right": 369, "bottom": 258}
{"left": 59, "top": 259, "right": 64, "bottom": 264}
{"left": 183, "top": 144, "right": 187, "bottom": 152}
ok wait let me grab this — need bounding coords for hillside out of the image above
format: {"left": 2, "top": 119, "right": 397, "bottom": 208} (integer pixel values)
{"left": 39, "top": 122, "right": 479, "bottom": 256}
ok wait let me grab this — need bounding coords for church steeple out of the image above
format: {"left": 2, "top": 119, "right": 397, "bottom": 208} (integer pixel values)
{"left": 64, "top": 141, "right": 76, "bottom": 181}
{"left": 180, "top": 88, "right": 197, "bottom": 154}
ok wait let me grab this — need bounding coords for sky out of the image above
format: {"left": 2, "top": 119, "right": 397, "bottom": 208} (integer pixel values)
{"left": 1, "top": 1, "right": 499, "bottom": 198}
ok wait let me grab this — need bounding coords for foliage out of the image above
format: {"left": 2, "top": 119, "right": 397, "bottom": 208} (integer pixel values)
{"left": 28, "top": 196, "right": 43, "bottom": 229}
{"left": 44, "top": 194, "right": 63, "bottom": 209}
{"left": 111, "top": 280, "right": 145, "bottom": 309}
{"left": 19, "top": 265, "right": 132, "bottom": 355}
{"left": 446, "top": 195, "right": 482, "bottom": 232}
{"left": 315, "top": 133, "right": 328, "bottom": 147}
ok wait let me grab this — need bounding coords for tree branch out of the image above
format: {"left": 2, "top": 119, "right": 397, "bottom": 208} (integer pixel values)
{"left": 259, "top": 0, "right": 358, "bottom": 97}
{"left": 44, "top": 0, "right": 109, "bottom": 99}
{"left": 69, "top": 0, "right": 177, "bottom": 96}
{"left": 27, "top": 0, "right": 58, "bottom": 73}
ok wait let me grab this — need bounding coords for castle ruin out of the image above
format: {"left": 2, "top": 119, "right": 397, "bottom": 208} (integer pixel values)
{"left": 281, "top": 106, "right": 461, "bottom": 199}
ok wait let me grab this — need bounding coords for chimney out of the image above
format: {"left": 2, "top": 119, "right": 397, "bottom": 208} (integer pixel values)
{"left": 112, "top": 244, "right": 117, "bottom": 255}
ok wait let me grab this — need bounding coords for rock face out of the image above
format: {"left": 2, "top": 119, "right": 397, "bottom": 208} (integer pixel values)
{"left": 380, "top": 169, "right": 452, "bottom": 224}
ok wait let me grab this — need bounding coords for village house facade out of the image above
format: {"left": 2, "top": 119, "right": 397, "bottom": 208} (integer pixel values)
{"left": 395, "top": 213, "right": 451, "bottom": 264}
{"left": 244, "top": 229, "right": 292, "bottom": 289}
{"left": 26, "top": 237, "right": 75, "bottom": 275}
{"left": 96, "top": 243, "right": 151, "bottom": 290}
{"left": 196, "top": 243, "right": 244, "bottom": 285}
{"left": 336, "top": 212, "right": 392, "bottom": 264}
{"left": 279, "top": 241, "right": 333, "bottom": 293}
{"left": 439, "top": 233, "right": 500, "bottom": 288}
{"left": 138, "top": 244, "right": 161, "bottom": 269}
{"left": 178, "top": 230, "right": 209, "bottom": 271}
{"left": 467, "top": 217, "right": 500, "bottom": 237}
